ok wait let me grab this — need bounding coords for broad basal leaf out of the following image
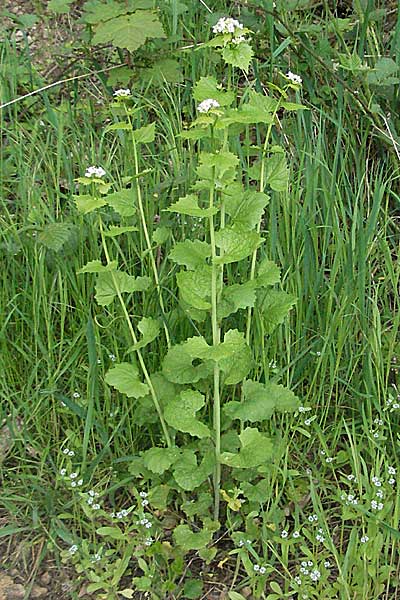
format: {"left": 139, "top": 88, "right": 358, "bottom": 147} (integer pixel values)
{"left": 92, "top": 11, "right": 166, "bottom": 52}
{"left": 193, "top": 76, "right": 234, "bottom": 106}
{"left": 176, "top": 267, "right": 212, "bottom": 310}
{"left": 256, "top": 289, "right": 296, "bottom": 333}
{"left": 142, "top": 447, "right": 180, "bottom": 475}
{"left": 173, "top": 449, "right": 214, "bottom": 490}
{"left": 166, "top": 194, "right": 218, "bottom": 218}
{"left": 164, "top": 390, "right": 210, "bottom": 438}
{"left": 74, "top": 194, "right": 107, "bottom": 214}
{"left": 265, "top": 154, "right": 289, "bottom": 192}
{"left": 162, "top": 338, "right": 213, "bottom": 384}
{"left": 95, "top": 270, "right": 150, "bottom": 306}
{"left": 169, "top": 239, "right": 211, "bottom": 270}
{"left": 173, "top": 524, "right": 213, "bottom": 551}
{"left": 105, "top": 362, "right": 149, "bottom": 398}
{"left": 222, "top": 42, "right": 253, "bottom": 73}
{"left": 226, "top": 190, "right": 269, "bottom": 230}
{"left": 104, "top": 189, "right": 136, "bottom": 217}
{"left": 218, "top": 329, "right": 253, "bottom": 384}
{"left": 220, "top": 427, "right": 273, "bottom": 468}
{"left": 224, "top": 379, "right": 299, "bottom": 422}
{"left": 128, "top": 317, "right": 160, "bottom": 351}
{"left": 214, "top": 228, "right": 262, "bottom": 264}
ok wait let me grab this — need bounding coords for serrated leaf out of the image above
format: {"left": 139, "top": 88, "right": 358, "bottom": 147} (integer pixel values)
{"left": 166, "top": 194, "right": 218, "bottom": 218}
{"left": 82, "top": 0, "right": 128, "bottom": 24}
{"left": 132, "top": 372, "right": 176, "bottom": 426}
{"left": 143, "top": 58, "right": 182, "bottom": 84}
{"left": 133, "top": 122, "right": 155, "bottom": 143}
{"left": 77, "top": 259, "right": 118, "bottom": 274}
{"left": 48, "top": 0, "right": 73, "bottom": 13}
{"left": 176, "top": 267, "right": 212, "bottom": 310}
{"left": 95, "top": 271, "right": 150, "bottom": 305}
{"left": 222, "top": 42, "right": 253, "bottom": 72}
{"left": 224, "top": 379, "right": 299, "bottom": 422}
{"left": 221, "top": 91, "right": 277, "bottom": 126}
{"left": 38, "top": 223, "right": 73, "bottom": 251}
{"left": 220, "top": 427, "right": 273, "bottom": 468}
{"left": 165, "top": 390, "right": 210, "bottom": 438}
{"left": 367, "top": 57, "right": 400, "bottom": 86}
{"left": 74, "top": 194, "right": 107, "bottom": 214}
{"left": 256, "top": 289, "right": 296, "bottom": 333}
{"left": 152, "top": 226, "right": 169, "bottom": 245}
{"left": 214, "top": 228, "right": 262, "bottom": 264}
{"left": 173, "top": 449, "right": 213, "bottom": 490}
{"left": 218, "top": 280, "right": 257, "bottom": 319}
{"left": 104, "top": 189, "right": 136, "bottom": 217}
{"left": 196, "top": 151, "right": 239, "bottom": 189}
{"left": 105, "top": 362, "right": 149, "bottom": 398}
{"left": 226, "top": 190, "right": 269, "bottom": 230}
{"left": 169, "top": 240, "right": 211, "bottom": 270}
{"left": 173, "top": 524, "right": 212, "bottom": 551}
{"left": 265, "top": 154, "right": 288, "bottom": 192}
{"left": 193, "top": 76, "right": 234, "bottom": 106}
{"left": 128, "top": 317, "right": 160, "bottom": 351}
{"left": 142, "top": 447, "right": 180, "bottom": 474}
{"left": 218, "top": 329, "right": 253, "bottom": 384}
{"left": 92, "top": 11, "right": 166, "bottom": 52}
{"left": 104, "top": 226, "right": 138, "bottom": 237}
{"left": 257, "top": 258, "right": 281, "bottom": 287}
{"left": 162, "top": 338, "right": 213, "bottom": 384}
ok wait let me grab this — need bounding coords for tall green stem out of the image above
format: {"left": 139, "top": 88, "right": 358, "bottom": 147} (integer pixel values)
{"left": 98, "top": 216, "right": 172, "bottom": 447}
{"left": 126, "top": 110, "right": 171, "bottom": 349}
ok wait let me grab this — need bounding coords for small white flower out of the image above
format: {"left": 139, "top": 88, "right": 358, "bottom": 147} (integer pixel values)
{"left": 307, "top": 560, "right": 313, "bottom": 567}
{"left": 294, "top": 576, "right": 302, "bottom": 585}
{"left": 77, "top": 479, "right": 83, "bottom": 486}
{"left": 197, "top": 98, "right": 221, "bottom": 113}
{"left": 71, "top": 481, "right": 77, "bottom": 488}
{"left": 139, "top": 491, "right": 148, "bottom": 498}
{"left": 393, "top": 403, "right": 400, "bottom": 409}
{"left": 139, "top": 518, "right": 148, "bottom": 525}
{"left": 304, "top": 418, "right": 312, "bottom": 426}
{"left": 113, "top": 88, "right": 131, "bottom": 98}
{"left": 141, "top": 499, "right": 149, "bottom": 507}
{"left": 373, "top": 432, "right": 379, "bottom": 438}
{"left": 281, "top": 530, "right": 288, "bottom": 538}
{"left": 374, "top": 418, "right": 383, "bottom": 425}
{"left": 238, "top": 540, "right": 244, "bottom": 547}
{"left": 110, "top": 512, "right": 115, "bottom": 517}
{"left": 324, "top": 560, "right": 331, "bottom": 568}
{"left": 231, "top": 35, "right": 247, "bottom": 45}
{"left": 60, "top": 468, "right": 67, "bottom": 476}
{"left": 68, "top": 544, "right": 78, "bottom": 555}
{"left": 310, "top": 569, "right": 321, "bottom": 581}
{"left": 259, "top": 566, "right": 266, "bottom": 575}
{"left": 70, "top": 473, "right": 78, "bottom": 479}
{"left": 360, "top": 535, "right": 369, "bottom": 543}
{"left": 388, "top": 477, "right": 395, "bottom": 485}
{"left": 301, "top": 561, "right": 308, "bottom": 567}
{"left": 246, "top": 539, "right": 252, "bottom": 545}
{"left": 92, "top": 503, "right": 101, "bottom": 510}
{"left": 316, "top": 533, "right": 325, "bottom": 542}
{"left": 92, "top": 553, "right": 101, "bottom": 562}
{"left": 212, "top": 17, "right": 244, "bottom": 35}
{"left": 320, "top": 450, "right": 326, "bottom": 456}
{"left": 300, "top": 568, "right": 308, "bottom": 575}
{"left": 293, "top": 531, "right": 300, "bottom": 538}
{"left": 72, "top": 392, "right": 80, "bottom": 399}
{"left": 253, "top": 564, "right": 260, "bottom": 572}
{"left": 376, "top": 490, "right": 384, "bottom": 499}
{"left": 145, "top": 537, "right": 153, "bottom": 546}
{"left": 87, "top": 497, "right": 94, "bottom": 505}
{"left": 325, "top": 457, "right": 333, "bottom": 463}
{"left": 68, "top": 450, "right": 75, "bottom": 457}
{"left": 308, "top": 514, "right": 318, "bottom": 522}
{"left": 388, "top": 466, "right": 396, "bottom": 475}
{"left": 306, "top": 468, "right": 312, "bottom": 475}
{"left": 108, "top": 353, "right": 116, "bottom": 362}
{"left": 63, "top": 448, "right": 69, "bottom": 455}
{"left": 145, "top": 522, "right": 152, "bottom": 529}
{"left": 372, "top": 476, "right": 382, "bottom": 487}
{"left": 286, "top": 71, "right": 302, "bottom": 85}
{"left": 347, "top": 474, "right": 356, "bottom": 481}
{"left": 85, "top": 166, "right": 106, "bottom": 179}
{"left": 298, "top": 406, "right": 306, "bottom": 413}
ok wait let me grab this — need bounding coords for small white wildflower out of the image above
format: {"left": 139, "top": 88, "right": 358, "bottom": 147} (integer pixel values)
{"left": 374, "top": 418, "right": 383, "bottom": 425}
{"left": 70, "top": 473, "right": 78, "bottom": 479}
{"left": 212, "top": 17, "right": 244, "bottom": 35}
{"left": 259, "top": 566, "right": 266, "bottom": 575}
{"left": 324, "top": 560, "right": 331, "bottom": 568}
{"left": 197, "top": 98, "right": 221, "bottom": 113}
{"left": 85, "top": 166, "right": 106, "bottom": 179}
{"left": 88, "top": 490, "right": 95, "bottom": 497}
{"left": 325, "top": 457, "right": 333, "bottom": 463}
{"left": 360, "top": 535, "right": 369, "bottom": 543}
{"left": 388, "top": 477, "right": 395, "bottom": 485}
{"left": 77, "top": 479, "right": 83, "bottom": 486}
{"left": 231, "top": 35, "right": 247, "bottom": 44}
{"left": 145, "top": 522, "right": 152, "bottom": 529}
{"left": 307, "top": 560, "right": 313, "bottom": 567}
{"left": 92, "top": 553, "right": 101, "bottom": 562}
{"left": 68, "top": 544, "right": 78, "bottom": 555}
{"left": 87, "top": 497, "right": 94, "bottom": 505}
{"left": 286, "top": 71, "right": 302, "bottom": 85}
{"left": 301, "top": 561, "right": 308, "bottom": 567}
{"left": 300, "top": 567, "right": 309, "bottom": 575}
{"left": 316, "top": 533, "right": 325, "bottom": 542}
{"left": 310, "top": 569, "right": 321, "bottom": 581}
{"left": 308, "top": 514, "right": 318, "bottom": 523}
{"left": 372, "top": 476, "right": 382, "bottom": 487}
{"left": 71, "top": 481, "right": 77, "bottom": 488}
{"left": 63, "top": 448, "right": 70, "bottom": 455}
{"left": 246, "top": 539, "right": 252, "bottom": 545}
{"left": 110, "top": 512, "right": 115, "bottom": 518}
{"left": 141, "top": 499, "right": 149, "bottom": 507}
{"left": 373, "top": 432, "right": 379, "bottom": 438}
{"left": 347, "top": 474, "right": 356, "bottom": 481}
{"left": 139, "top": 518, "right": 148, "bottom": 525}
{"left": 386, "top": 398, "right": 393, "bottom": 406}
{"left": 378, "top": 502, "right": 384, "bottom": 510}
{"left": 253, "top": 564, "right": 260, "bottom": 572}
{"left": 293, "top": 531, "right": 300, "bottom": 538}
{"left": 108, "top": 353, "right": 116, "bottom": 362}
{"left": 281, "top": 530, "right": 289, "bottom": 539}
{"left": 139, "top": 491, "right": 148, "bottom": 498}
{"left": 145, "top": 537, "right": 153, "bottom": 546}
{"left": 388, "top": 466, "right": 396, "bottom": 475}
{"left": 306, "top": 468, "right": 312, "bottom": 475}
{"left": 60, "top": 468, "right": 67, "bottom": 476}
{"left": 298, "top": 406, "right": 306, "bottom": 413}
{"left": 60, "top": 401, "right": 66, "bottom": 407}
{"left": 92, "top": 503, "right": 100, "bottom": 510}
{"left": 393, "top": 403, "right": 400, "bottom": 409}
{"left": 304, "top": 418, "right": 312, "bottom": 426}
{"left": 294, "top": 576, "right": 302, "bottom": 585}
{"left": 72, "top": 392, "right": 80, "bottom": 399}
{"left": 376, "top": 489, "right": 384, "bottom": 499}
{"left": 68, "top": 450, "right": 75, "bottom": 457}
{"left": 113, "top": 88, "right": 131, "bottom": 98}
{"left": 238, "top": 540, "right": 244, "bottom": 547}
{"left": 320, "top": 450, "right": 326, "bottom": 456}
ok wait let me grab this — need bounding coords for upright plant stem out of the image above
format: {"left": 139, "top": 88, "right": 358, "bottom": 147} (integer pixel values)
{"left": 98, "top": 216, "right": 172, "bottom": 447}
{"left": 127, "top": 111, "right": 171, "bottom": 349}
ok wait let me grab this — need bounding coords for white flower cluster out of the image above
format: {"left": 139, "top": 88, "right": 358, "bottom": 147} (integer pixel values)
{"left": 212, "top": 17, "right": 244, "bottom": 34}
{"left": 87, "top": 489, "right": 100, "bottom": 510}
{"left": 371, "top": 499, "right": 384, "bottom": 511}
{"left": 85, "top": 166, "right": 106, "bottom": 178}
{"left": 137, "top": 517, "right": 152, "bottom": 529}
{"left": 253, "top": 564, "right": 266, "bottom": 575}
{"left": 62, "top": 448, "right": 75, "bottom": 457}
{"left": 113, "top": 88, "right": 131, "bottom": 98}
{"left": 360, "top": 534, "right": 369, "bottom": 543}
{"left": 341, "top": 492, "right": 358, "bottom": 506}
{"left": 316, "top": 528, "right": 325, "bottom": 543}
{"left": 68, "top": 544, "right": 78, "bottom": 555}
{"left": 308, "top": 514, "right": 318, "bottom": 523}
{"left": 286, "top": 71, "right": 303, "bottom": 85}
{"left": 197, "top": 98, "right": 221, "bottom": 113}
{"left": 372, "top": 475, "right": 382, "bottom": 487}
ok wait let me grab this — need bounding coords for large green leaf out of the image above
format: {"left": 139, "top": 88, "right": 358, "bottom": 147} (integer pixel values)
{"left": 105, "top": 362, "right": 149, "bottom": 398}
{"left": 169, "top": 240, "right": 211, "bottom": 270}
{"left": 95, "top": 270, "right": 150, "bottom": 306}
{"left": 104, "top": 189, "right": 136, "bottom": 217}
{"left": 218, "top": 329, "right": 253, "bottom": 384}
{"left": 74, "top": 194, "right": 107, "bottom": 214}
{"left": 164, "top": 390, "right": 210, "bottom": 438}
{"left": 265, "top": 154, "right": 289, "bottom": 192}
{"left": 224, "top": 379, "right": 299, "bottom": 422}
{"left": 173, "top": 449, "right": 213, "bottom": 490}
{"left": 214, "top": 227, "right": 262, "bottom": 264}
{"left": 222, "top": 42, "right": 253, "bottom": 72}
{"left": 166, "top": 194, "right": 218, "bottom": 218}
{"left": 142, "top": 447, "right": 180, "bottom": 475}
{"left": 173, "top": 524, "right": 213, "bottom": 551}
{"left": 218, "top": 280, "right": 258, "bottom": 319}
{"left": 77, "top": 259, "right": 118, "bottom": 274}
{"left": 221, "top": 91, "right": 277, "bottom": 126}
{"left": 196, "top": 151, "right": 239, "bottom": 189}
{"left": 256, "top": 258, "right": 281, "bottom": 287}
{"left": 193, "top": 76, "right": 234, "bottom": 106}
{"left": 226, "top": 190, "right": 269, "bottom": 230}
{"left": 133, "top": 122, "right": 155, "bottom": 143}
{"left": 162, "top": 338, "right": 213, "bottom": 384}
{"left": 92, "top": 11, "right": 166, "bottom": 52}
{"left": 256, "top": 289, "right": 296, "bottom": 333}
{"left": 128, "top": 317, "right": 160, "bottom": 351}
{"left": 38, "top": 223, "right": 74, "bottom": 251}
{"left": 220, "top": 427, "right": 273, "bottom": 468}
{"left": 176, "top": 267, "right": 212, "bottom": 310}
{"left": 142, "top": 58, "right": 183, "bottom": 85}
